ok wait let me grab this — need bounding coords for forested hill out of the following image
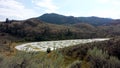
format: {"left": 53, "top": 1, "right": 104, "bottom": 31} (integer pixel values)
{"left": 38, "top": 13, "right": 114, "bottom": 26}
{"left": 77, "top": 16, "right": 113, "bottom": 26}
{"left": 0, "top": 14, "right": 120, "bottom": 44}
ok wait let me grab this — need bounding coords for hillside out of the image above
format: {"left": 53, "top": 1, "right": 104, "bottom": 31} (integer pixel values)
{"left": 38, "top": 13, "right": 113, "bottom": 26}
{"left": 0, "top": 17, "right": 120, "bottom": 43}
{"left": 62, "top": 37, "right": 120, "bottom": 59}
{"left": 0, "top": 18, "right": 78, "bottom": 41}
{"left": 0, "top": 18, "right": 100, "bottom": 46}
{"left": 109, "top": 19, "right": 120, "bottom": 25}
{"left": 61, "top": 37, "right": 120, "bottom": 68}
{"left": 77, "top": 16, "right": 113, "bottom": 26}
{"left": 0, "top": 18, "right": 105, "bottom": 43}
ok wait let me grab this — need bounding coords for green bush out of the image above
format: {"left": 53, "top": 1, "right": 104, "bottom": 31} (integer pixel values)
{"left": 86, "top": 47, "right": 120, "bottom": 68}
{"left": 67, "top": 47, "right": 120, "bottom": 68}
{"left": 0, "top": 50, "right": 64, "bottom": 68}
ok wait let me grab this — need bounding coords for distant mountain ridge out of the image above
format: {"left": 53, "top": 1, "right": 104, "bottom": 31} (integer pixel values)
{"left": 38, "top": 13, "right": 114, "bottom": 26}
{"left": 77, "top": 16, "right": 113, "bottom": 26}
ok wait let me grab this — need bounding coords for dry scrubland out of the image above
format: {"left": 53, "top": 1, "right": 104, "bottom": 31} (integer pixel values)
{"left": 0, "top": 38, "right": 120, "bottom": 68}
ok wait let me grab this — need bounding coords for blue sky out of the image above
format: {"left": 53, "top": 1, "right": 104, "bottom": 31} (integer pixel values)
{"left": 0, "top": 0, "right": 120, "bottom": 21}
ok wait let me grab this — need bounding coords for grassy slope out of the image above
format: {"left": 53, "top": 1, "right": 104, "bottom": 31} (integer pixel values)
{"left": 60, "top": 37, "right": 120, "bottom": 68}
{"left": 61, "top": 37, "right": 120, "bottom": 59}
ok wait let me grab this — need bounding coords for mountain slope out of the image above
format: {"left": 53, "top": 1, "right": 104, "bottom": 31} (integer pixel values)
{"left": 0, "top": 17, "right": 120, "bottom": 43}
{"left": 1, "top": 17, "right": 120, "bottom": 41}
{"left": 0, "top": 18, "right": 97, "bottom": 42}
{"left": 77, "top": 16, "right": 113, "bottom": 26}
{"left": 38, "top": 13, "right": 80, "bottom": 24}
{"left": 38, "top": 13, "right": 114, "bottom": 26}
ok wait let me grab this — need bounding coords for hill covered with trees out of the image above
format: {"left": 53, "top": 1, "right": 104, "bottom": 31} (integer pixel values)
{"left": 38, "top": 13, "right": 113, "bottom": 26}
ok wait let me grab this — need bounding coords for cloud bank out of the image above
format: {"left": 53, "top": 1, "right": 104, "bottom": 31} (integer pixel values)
{"left": 0, "top": 0, "right": 38, "bottom": 21}
{"left": 32, "top": 0, "right": 58, "bottom": 13}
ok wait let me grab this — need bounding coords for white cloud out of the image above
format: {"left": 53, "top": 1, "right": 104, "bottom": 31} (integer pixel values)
{"left": 87, "top": 9, "right": 120, "bottom": 19}
{"left": 88, "top": 0, "right": 120, "bottom": 19}
{"left": 32, "top": 0, "right": 58, "bottom": 13}
{"left": 0, "top": 0, "right": 38, "bottom": 21}
{"left": 97, "top": 0, "right": 109, "bottom": 3}
{"left": 97, "top": 0, "right": 120, "bottom": 5}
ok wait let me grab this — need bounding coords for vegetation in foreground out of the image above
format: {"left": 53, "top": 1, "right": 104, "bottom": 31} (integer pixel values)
{"left": 62, "top": 37, "right": 120, "bottom": 68}
{"left": 0, "top": 37, "right": 120, "bottom": 68}
{"left": 0, "top": 50, "right": 66, "bottom": 68}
